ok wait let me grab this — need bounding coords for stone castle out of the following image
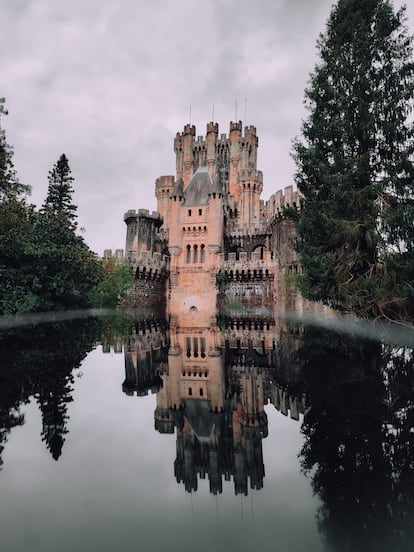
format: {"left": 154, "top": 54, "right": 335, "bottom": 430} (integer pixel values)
{"left": 117, "top": 120, "right": 309, "bottom": 314}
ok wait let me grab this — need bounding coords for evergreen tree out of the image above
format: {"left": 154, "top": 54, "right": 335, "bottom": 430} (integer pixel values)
{"left": 44, "top": 153, "right": 77, "bottom": 222}
{"left": 0, "top": 97, "right": 30, "bottom": 202}
{"left": 293, "top": 0, "right": 414, "bottom": 320}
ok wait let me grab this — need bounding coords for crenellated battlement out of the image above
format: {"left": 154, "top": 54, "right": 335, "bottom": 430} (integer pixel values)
{"left": 129, "top": 251, "right": 169, "bottom": 272}
{"left": 225, "top": 222, "right": 271, "bottom": 238}
{"left": 174, "top": 121, "right": 257, "bottom": 146}
{"left": 124, "top": 209, "right": 162, "bottom": 222}
{"left": 217, "top": 251, "right": 275, "bottom": 279}
{"left": 103, "top": 248, "right": 124, "bottom": 260}
{"left": 266, "top": 185, "right": 302, "bottom": 219}
{"left": 155, "top": 175, "right": 174, "bottom": 190}
{"left": 238, "top": 169, "right": 263, "bottom": 183}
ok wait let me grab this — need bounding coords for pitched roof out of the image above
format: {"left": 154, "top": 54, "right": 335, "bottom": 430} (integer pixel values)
{"left": 184, "top": 166, "right": 213, "bottom": 205}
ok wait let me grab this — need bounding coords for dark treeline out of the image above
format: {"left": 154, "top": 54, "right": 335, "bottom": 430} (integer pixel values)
{"left": 0, "top": 97, "right": 132, "bottom": 314}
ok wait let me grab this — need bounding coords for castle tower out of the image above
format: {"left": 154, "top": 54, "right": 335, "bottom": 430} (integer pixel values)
{"left": 229, "top": 120, "right": 242, "bottom": 196}
{"left": 206, "top": 121, "right": 218, "bottom": 179}
{"left": 155, "top": 175, "right": 174, "bottom": 228}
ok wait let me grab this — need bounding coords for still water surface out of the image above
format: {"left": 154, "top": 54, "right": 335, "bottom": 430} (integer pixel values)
{"left": 0, "top": 313, "right": 413, "bottom": 552}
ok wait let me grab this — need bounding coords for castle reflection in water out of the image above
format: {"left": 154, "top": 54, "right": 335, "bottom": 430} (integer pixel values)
{"left": 102, "top": 301, "right": 306, "bottom": 496}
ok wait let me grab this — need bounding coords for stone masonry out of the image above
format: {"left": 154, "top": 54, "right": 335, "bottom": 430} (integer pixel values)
{"left": 124, "top": 121, "right": 306, "bottom": 312}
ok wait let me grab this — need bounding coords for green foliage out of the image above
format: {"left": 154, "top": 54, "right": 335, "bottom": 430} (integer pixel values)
{"left": 293, "top": 0, "right": 414, "bottom": 321}
{"left": 0, "top": 98, "right": 30, "bottom": 202}
{"left": 44, "top": 153, "right": 77, "bottom": 222}
{"left": 92, "top": 257, "right": 133, "bottom": 308}
{"left": 0, "top": 122, "right": 105, "bottom": 314}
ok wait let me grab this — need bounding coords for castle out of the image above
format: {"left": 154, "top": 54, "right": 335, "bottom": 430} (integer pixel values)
{"left": 120, "top": 120, "right": 307, "bottom": 315}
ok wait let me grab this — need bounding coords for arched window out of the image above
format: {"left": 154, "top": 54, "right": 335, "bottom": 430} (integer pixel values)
{"left": 193, "top": 244, "right": 198, "bottom": 263}
{"left": 186, "top": 244, "right": 191, "bottom": 263}
{"left": 200, "top": 244, "right": 205, "bottom": 263}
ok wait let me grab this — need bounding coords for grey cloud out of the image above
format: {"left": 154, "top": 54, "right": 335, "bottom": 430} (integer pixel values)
{"left": 1, "top": 0, "right": 413, "bottom": 254}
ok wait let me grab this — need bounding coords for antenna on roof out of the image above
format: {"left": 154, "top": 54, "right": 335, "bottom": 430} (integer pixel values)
{"left": 189, "top": 104, "right": 192, "bottom": 125}
{"left": 235, "top": 99, "right": 238, "bottom": 121}
{"left": 244, "top": 98, "right": 247, "bottom": 126}
{"left": 212, "top": 101, "right": 215, "bottom": 122}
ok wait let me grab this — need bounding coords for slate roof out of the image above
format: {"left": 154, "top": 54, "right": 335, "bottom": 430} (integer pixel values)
{"left": 184, "top": 167, "right": 214, "bottom": 206}
{"left": 183, "top": 399, "right": 214, "bottom": 443}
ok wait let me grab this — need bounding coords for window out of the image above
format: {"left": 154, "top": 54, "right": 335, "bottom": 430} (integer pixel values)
{"left": 188, "top": 209, "right": 192, "bottom": 216}
{"left": 189, "top": 387, "right": 192, "bottom": 396}
{"left": 198, "top": 209, "right": 202, "bottom": 216}
{"left": 199, "top": 389, "right": 204, "bottom": 397}
{"left": 200, "top": 244, "right": 205, "bottom": 263}
{"left": 193, "top": 244, "right": 198, "bottom": 263}
{"left": 186, "top": 244, "right": 191, "bottom": 263}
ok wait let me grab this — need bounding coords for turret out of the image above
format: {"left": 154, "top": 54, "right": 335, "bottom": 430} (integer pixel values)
{"left": 229, "top": 120, "right": 242, "bottom": 196}
{"left": 206, "top": 121, "right": 219, "bottom": 179}
{"left": 183, "top": 124, "right": 195, "bottom": 188}
{"left": 155, "top": 175, "right": 174, "bottom": 228}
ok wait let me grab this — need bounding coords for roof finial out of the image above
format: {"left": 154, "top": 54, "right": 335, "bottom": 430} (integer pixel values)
{"left": 235, "top": 99, "right": 238, "bottom": 121}
{"left": 189, "top": 104, "right": 192, "bottom": 125}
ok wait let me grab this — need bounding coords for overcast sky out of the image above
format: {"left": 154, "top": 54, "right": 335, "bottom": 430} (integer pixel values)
{"left": 2, "top": 0, "right": 413, "bottom": 255}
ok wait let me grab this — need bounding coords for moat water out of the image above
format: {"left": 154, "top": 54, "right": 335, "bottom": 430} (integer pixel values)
{"left": 0, "top": 311, "right": 413, "bottom": 552}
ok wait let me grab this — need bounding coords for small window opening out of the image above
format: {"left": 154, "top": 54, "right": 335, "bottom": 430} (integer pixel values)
{"left": 188, "top": 209, "right": 192, "bottom": 216}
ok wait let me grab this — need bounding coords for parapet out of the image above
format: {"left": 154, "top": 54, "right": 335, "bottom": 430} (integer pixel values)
{"left": 103, "top": 248, "right": 124, "bottom": 260}
{"left": 174, "top": 121, "right": 258, "bottom": 148}
{"left": 266, "top": 186, "right": 302, "bottom": 219}
{"left": 230, "top": 120, "right": 242, "bottom": 132}
{"left": 238, "top": 169, "right": 263, "bottom": 183}
{"left": 155, "top": 175, "right": 175, "bottom": 189}
{"left": 124, "top": 209, "right": 162, "bottom": 222}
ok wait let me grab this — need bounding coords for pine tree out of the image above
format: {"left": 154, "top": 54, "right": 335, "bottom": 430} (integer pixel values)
{"left": 0, "top": 97, "right": 30, "bottom": 202}
{"left": 293, "top": 0, "right": 414, "bottom": 320}
{"left": 44, "top": 153, "right": 77, "bottom": 222}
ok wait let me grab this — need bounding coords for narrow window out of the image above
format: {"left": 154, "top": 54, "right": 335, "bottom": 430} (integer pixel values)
{"left": 188, "top": 209, "right": 192, "bottom": 216}
{"left": 186, "top": 337, "right": 191, "bottom": 358}
{"left": 189, "top": 387, "right": 192, "bottom": 396}
{"left": 198, "top": 208, "right": 202, "bottom": 216}
{"left": 200, "top": 244, "right": 205, "bottom": 263}
{"left": 193, "top": 337, "right": 198, "bottom": 358}
{"left": 193, "top": 244, "right": 198, "bottom": 263}
{"left": 186, "top": 244, "right": 191, "bottom": 263}
{"left": 199, "top": 389, "right": 204, "bottom": 397}
{"left": 201, "top": 337, "right": 206, "bottom": 358}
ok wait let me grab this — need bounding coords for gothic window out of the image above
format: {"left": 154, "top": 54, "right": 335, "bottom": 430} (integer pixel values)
{"left": 186, "top": 337, "right": 191, "bottom": 357}
{"left": 200, "top": 244, "right": 205, "bottom": 263}
{"left": 188, "top": 209, "right": 192, "bottom": 216}
{"left": 201, "top": 337, "right": 206, "bottom": 358}
{"left": 193, "top": 244, "right": 198, "bottom": 263}
{"left": 186, "top": 244, "right": 191, "bottom": 263}
{"left": 193, "top": 337, "right": 198, "bottom": 358}
{"left": 198, "top": 208, "right": 202, "bottom": 216}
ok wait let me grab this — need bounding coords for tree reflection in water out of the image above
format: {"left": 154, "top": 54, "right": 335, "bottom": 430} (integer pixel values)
{"left": 0, "top": 318, "right": 103, "bottom": 467}
{"left": 299, "top": 328, "right": 414, "bottom": 552}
